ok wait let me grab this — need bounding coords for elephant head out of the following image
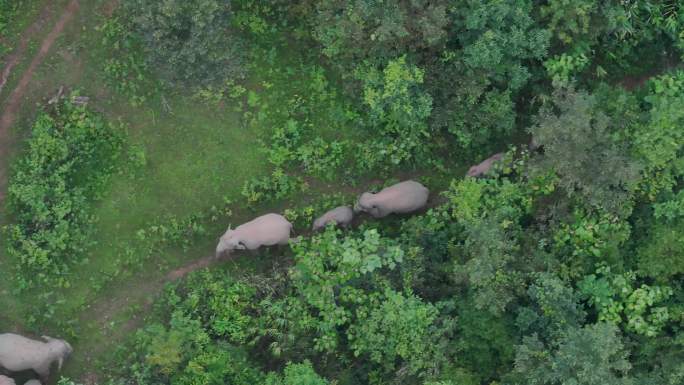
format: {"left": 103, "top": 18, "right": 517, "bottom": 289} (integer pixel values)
{"left": 354, "top": 192, "right": 380, "bottom": 216}
{"left": 41, "top": 336, "right": 72, "bottom": 371}
{"left": 215, "top": 227, "right": 248, "bottom": 258}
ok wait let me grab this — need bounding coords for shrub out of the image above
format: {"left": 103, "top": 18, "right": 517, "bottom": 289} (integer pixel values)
{"left": 122, "top": 0, "right": 247, "bottom": 87}
{"left": 4, "top": 98, "right": 124, "bottom": 288}
{"left": 98, "top": 17, "right": 154, "bottom": 106}
{"left": 241, "top": 169, "right": 308, "bottom": 207}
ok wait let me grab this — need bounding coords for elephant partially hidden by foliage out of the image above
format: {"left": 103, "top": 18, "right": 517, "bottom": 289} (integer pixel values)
{"left": 312, "top": 206, "right": 354, "bottom": 231}
{"left": 216, "top": 213, "right": 293, "bottom": 258}
{"left": 467, "top": 152, "right": 504, "bottom": 177}
{"left": 0, "top": 334, "right": 72, "bottom": 383}
{"left": 354, "top": 180, "right": 429, "bottom": 218}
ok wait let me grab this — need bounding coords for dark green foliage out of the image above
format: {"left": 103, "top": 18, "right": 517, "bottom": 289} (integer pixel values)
{"left": 0, "top": 0, "right": 20, "bottom": 36}
{"left": 4, "top": 99, "right": 124, "bottom": 288}
{"left": 122, "top": 0, "right": 246, "bottom": 86}
{"left": 455, "top": 299, "right": 516, "bottom": 383}
{"left": 355, "top": 56, "right": 434, "bottom": 168}
{"left": 348, "top": 288, "right": 440, "bottom": 374}
{"left": 265, "top": 361, "right": 329, "bottom": 385}
{"left": 98, "top": 17, "right": 155, "bottom": 106}
{"left": 312, "top": 0, "right": 450, "bottom": 66}
{"left": 516, "top": 273, "right": 586, "bottom": 340}
{"left": 529, "top": 88, "right": 642, "bottom": 214}
{"left": 241, "top": 169, "right": 308, "bottom": 208}
{"left": 514, "top": 323, "right": 633, "bottom": 385}
{"left": 637, "top": 221, "right": 684, "bottom": 280}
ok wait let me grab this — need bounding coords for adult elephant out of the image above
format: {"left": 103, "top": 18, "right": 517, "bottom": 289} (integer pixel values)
{"left": 0, "top": 334, "right": 72, "bottom": 383}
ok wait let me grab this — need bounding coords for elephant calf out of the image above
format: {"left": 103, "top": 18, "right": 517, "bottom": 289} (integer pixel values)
{"left": 0, "top": 375, "right": 15, "bottom": 385}
{"left": 466, "top": 152, "right": 504, "bottom": 177}
{"left": 216, "top": 213, "right": 292, "bottom": 258}
{"left": 0, "top": 334, "right": 72, "bottom": 383}
{"left": 354, "top": 180, "right": 429, "bottom": 218}
{"left": 312, "top": 206, "right": 353, "bottom": 231}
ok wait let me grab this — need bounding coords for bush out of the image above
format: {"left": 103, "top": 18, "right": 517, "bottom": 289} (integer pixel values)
{"left": 122, "top": 0, "right": 247, "bottom": 87}
{"left": 98, "top": 17, "right": 155, "bottom": 106}
{"left": 4, "top": 98, "right": 124, "bottom": 288}
{"left": 241, "top": 169, "right": 308, "bottom": 207}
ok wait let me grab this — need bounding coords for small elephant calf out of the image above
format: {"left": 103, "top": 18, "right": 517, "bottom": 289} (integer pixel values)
{"left": 466, "top": 152, "right": 504, "bottom": 177}
{"left": 312, "top": 206, "right": 353, "bottom": 231}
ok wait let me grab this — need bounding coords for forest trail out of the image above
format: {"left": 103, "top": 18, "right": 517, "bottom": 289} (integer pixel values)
{"left": 0, "top": 1, "right": 55, "bottom": 95}
{"left": 0, "top": 0, "right": 80, "bottom": 204}
{"left": 74, "top": 253, "right": 223, "bottom": 384}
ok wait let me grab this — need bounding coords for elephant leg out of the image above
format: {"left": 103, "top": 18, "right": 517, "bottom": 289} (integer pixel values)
{"left": 35, "top": 365, "right": 50, "bottom": 383}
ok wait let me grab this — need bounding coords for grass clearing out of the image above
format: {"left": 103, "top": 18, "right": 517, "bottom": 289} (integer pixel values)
{"left": 1, "top": 0, "right": 269, "bottom": 375}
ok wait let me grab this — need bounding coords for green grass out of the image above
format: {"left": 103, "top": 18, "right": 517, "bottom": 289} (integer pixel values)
{"left": 0, "top": 0, "right": 268, "bottom": 376}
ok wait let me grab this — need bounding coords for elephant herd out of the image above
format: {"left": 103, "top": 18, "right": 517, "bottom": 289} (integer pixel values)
{"left": 215, "top": 148, "right": 512, "bottom": 257}
{"left": 215, "top": 180, "right": 431, "bottom": 258}
{"left": 215, "top": 153, "right": 505, "bottom": 259}
{"left": 0, "top": 154, "right": 504, "bottom": 385}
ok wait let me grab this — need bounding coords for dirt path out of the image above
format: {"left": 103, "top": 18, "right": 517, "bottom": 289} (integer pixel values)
{"left": 74, "top": 253, "right": 222, "bottom": 384}
{"left": 0, "top": 2, "right": 56, "bottom": 95}
{"left": 0, "top": 0, "right": 80, "bottom": 203}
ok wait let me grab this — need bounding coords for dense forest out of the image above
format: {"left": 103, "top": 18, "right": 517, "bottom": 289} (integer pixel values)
{"left": 1, "top": 1, "right": 683, "bottom": 385}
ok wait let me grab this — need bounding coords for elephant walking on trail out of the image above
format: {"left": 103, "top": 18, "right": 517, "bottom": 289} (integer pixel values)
{"left": 354, "top": 180, "right": 429, "bottom": 218}
{"left": 216, "top": 213, "right": 293, "bottom": 258}
{"left": 0, "top": 334, "right": 72, "bottom": 383}
{"left": 312, "top": 206, "right": 354, "bottom": 231}
{"left": 467, "top": 152, "right": 504, "bottom": 177}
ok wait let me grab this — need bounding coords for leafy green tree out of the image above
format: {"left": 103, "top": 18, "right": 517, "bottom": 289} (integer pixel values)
{"left": 632, "top": 74, "right": 684, "bottom": 200}
{"left": 429, "top": 0, "right": 550, "bottom": 152}
{"left": 313, "top": 0, "right": 449, "bottom": 65}
{"left": 260, "top": 228, "right": 405, "bottom": 354}
{"left": 347, "top": 289, "right": 440, "bottom": 375}
{"left": 454, "top": 298, "right": 517, "bottom": 383}
{"left": 265, "top": 361, "right": 329, "bottom": 385}
{"left": 5, "top": 99, "right": 124, "bottom": 288}
{"left": 515, "top": 323, "right": 633, "bottom": 385}
{"left": 516, "top": 273, "right": 586, "bottom": 341}
{"left": 529, "top": 88, "right": 641, "bottom": 215}
{"left": 450, "top": 0, "right": 550, "bottom": 91}
{"left": 550, "top": 209, "right": 631, "bottom": 278}
{"left": 637, "top": 221, "right": 684, "bottom": 281}
{"left": 579, "top": 266, "right": 673, "bottom": 337}
{"left": 123, "top": 0, "right": 246, "bottom": 86}
{"left": 356, "top": 55, "right": 433, "bottom": 168}
{"left": 447, "top": 176, "right": 534, "bottom": 314}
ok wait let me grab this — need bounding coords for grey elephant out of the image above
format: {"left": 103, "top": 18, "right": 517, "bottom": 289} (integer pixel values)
{"left": 354, "top": 180, "right": 429, "bottom": 218}
{"left": 24, "top": 381, "right": 41, "bottom": 385}
{"left": 0, "top": 375, "right": 16, "bottom": 385}
{"left": 0, "top": 334, "right": 72, "bottom": 383}
{"left": 466, "top": 152, "right": 504, "bottom": 177}
{"left": 312, "top": 206, "right": 353, "bottom": 231}
{"left": 216, "top": 213, "right": 292, "bottom": 258}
